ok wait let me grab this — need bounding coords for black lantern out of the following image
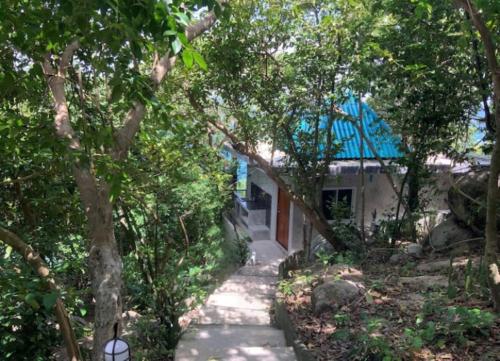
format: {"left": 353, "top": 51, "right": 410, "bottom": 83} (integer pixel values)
{"left": 103, "top": 323, "right": 131, "bottom": 361}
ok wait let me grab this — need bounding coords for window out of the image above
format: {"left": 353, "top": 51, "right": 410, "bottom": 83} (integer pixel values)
{"left": 321, "top": 188, "right": 354, "bottom": 220}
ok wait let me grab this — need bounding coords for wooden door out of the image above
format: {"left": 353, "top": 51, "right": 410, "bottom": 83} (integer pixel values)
{"left": 276, "top": 188, "right": 290, "bottom": 249}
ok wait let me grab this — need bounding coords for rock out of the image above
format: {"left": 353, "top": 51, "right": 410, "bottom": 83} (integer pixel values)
{"left": 398, "top": 275, "right": 448, "bottom": 290}
{"left": 405, "top": 243, "right": 423, "bottom": 259}
{"left": 312, "top": 279, "right": 365, "bottom": 314}
{"left": 389, "top": 253, "right": 404, "bottom": 264}
{"left": 416, "top": 210, "right": 450, "bottom": 240}
{"left": 428, "top": 215, "right": 476, "bottom": 252}
{"left": 323, "top": 264, "right": 363, "bottom": 283}
{"left": 448, "top": 170, "right": 499, "bottom": 233}
{"left": 416, "top": 256, "right": 480, "bottom": 273}
{"left": 310, "top": 235, "right": 335, "bottom": 260}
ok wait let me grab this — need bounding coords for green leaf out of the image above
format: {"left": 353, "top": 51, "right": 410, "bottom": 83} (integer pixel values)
{"left": 175, "top": 12, "right": 190, "bottom": 27}
{"left": 4, "top": 245, "right": 12, "bottom": 259}
{"left": 79, "top": 307, "right": 88, "bottom": 317}
{"left": 192, "top": 51, "right": 207, "bottom": 71}
{"left": 182, "top": 48, "right": 194, "bottom": 68}
{"left": 25, "top": 293, "right": 40, "bottom": 310}
{"left": 412, "top": 336, "right": 423, "bottom": 349}
{"left": 177, "top": 32, "right": 189, "bottom": 46}
{"left": 171, "top": 38, "right": 182, "bottom": 54}
{"left": 42, "top": 292, "right": 58, "bottom": 310}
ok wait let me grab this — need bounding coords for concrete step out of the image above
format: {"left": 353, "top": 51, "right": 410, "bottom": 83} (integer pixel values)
{"left": 237, "top": 264, "right": 279, "bottom": 277}
{"left": 206, "top": 291, "right": 273, "bottom": 310}
{"left": 216, "top": 276, "right": 277, "bottom": 296}
{"left": 176, "top": 324, "right": 287, "bottom": 352}
{"left": 195, "top": 305, "right": 271, "bottom": 326}
{"left": 176, "top": 345, "right": 296, "bottom": 361}
{"left": 248, "top": 225, "right": 270, "bottom": 241}
{"left": 249, "top": 241, "right": 286, "bottom": 263}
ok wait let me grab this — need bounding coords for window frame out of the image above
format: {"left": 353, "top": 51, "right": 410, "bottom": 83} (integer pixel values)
{"left": 321, "top": 187, "right": 356, "bottom": 222}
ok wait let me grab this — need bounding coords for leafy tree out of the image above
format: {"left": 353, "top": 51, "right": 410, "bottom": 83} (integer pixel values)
{"left": 367, "top": 0, "right": 479, "bottom": 238}
{"left": 1, "top": 0, "right": 226, "bottom": 357}
{"left": 451, "top": 0, "right": 500, "bottom": 311}
{"left": 189, "top": 0, "right": 381, "bottom": 252}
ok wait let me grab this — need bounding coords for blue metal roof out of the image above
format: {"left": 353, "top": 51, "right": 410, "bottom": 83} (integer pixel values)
{"left": 299, "top": 96, "right": 403, "bottom": 160}
{"left": 333, "top": 97, "right": 403, "bottom": 159}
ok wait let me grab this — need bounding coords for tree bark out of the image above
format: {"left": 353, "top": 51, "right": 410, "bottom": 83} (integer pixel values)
{"left": 41, "top": 9, "right": 224, "bottom": 358}
{"left": 0, "top": 227, "right": 81, "bottom": 361}
{"left": 358, "top": 95, "right": 366, "bottom": 243}
{"left": 454, "top": 0, "right": 500, "bottom": 311}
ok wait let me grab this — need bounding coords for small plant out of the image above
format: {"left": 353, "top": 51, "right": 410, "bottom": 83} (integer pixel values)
{"left": 333, "top": 312, "right": 351, "bottom": 327}
{"left": 352, "top": 332, "right": 397, "bottom": 361}
{"left": 404, "top": 299, "right": 495, "bottom": 350}
{"left": 235, "top": 236, "right": 250, "bottom": 266}
{"left": 278, "top": 279, "right": 295, "bottom": 296}
{"left": 317, "top": 250, "right": 334, "bottom": 266}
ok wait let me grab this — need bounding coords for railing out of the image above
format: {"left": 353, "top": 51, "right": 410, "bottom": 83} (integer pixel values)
{"left": 233, "top": 191, "right": 269, "bottom": 211}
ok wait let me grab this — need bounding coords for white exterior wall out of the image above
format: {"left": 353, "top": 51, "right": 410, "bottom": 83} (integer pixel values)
{"left": 244, "top": 164, "right": 451, "bottom": 255}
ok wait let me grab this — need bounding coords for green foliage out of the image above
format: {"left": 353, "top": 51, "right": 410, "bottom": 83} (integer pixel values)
{"left": 352, "top": 332, "right": 396, "bottom": 361}
{"left": 278, "top": 279, "right": 295, "bottom": 297}
{"left": 404, "top": 299, "right": 495, "bottom": 350}
{"left": 0, "top": 261, "right": 60, "bottom": 361}
{"left": 234, "top": 236, "right": 251, "bottom": 266}
{"left": 117, "top": 112, "right": 233, "bottom": 355}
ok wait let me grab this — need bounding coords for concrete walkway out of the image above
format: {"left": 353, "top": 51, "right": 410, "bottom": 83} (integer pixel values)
{"left": 175, "top": 240, "right": 297, "bottom": 361}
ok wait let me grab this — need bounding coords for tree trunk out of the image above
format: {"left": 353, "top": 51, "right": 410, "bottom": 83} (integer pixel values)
{"left": 73, "top": 168, "right": 122, "bottom": 360}
{"left": 358, "top": 95, "right": 366, "bottom": 244}
{"left": 0, "top": 227, "right": 82, "bottom": 361}
{"left": 485, "top": 129, "right": 500, "bottom": 311}
{"left": 453, "top": 0, "right": 500, "bottom": 311}
{"left": 407, "top": 154, "right": 421, "bottom": 241}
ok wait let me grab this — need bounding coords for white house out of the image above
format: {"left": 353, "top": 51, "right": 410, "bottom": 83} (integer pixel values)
{"left": 226, "top": 98, "right": 490, "bottom": 254}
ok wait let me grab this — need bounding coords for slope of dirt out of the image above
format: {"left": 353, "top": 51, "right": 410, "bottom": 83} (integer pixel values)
{"left": 278, "top": 253, "right": 499, "bottom": 361}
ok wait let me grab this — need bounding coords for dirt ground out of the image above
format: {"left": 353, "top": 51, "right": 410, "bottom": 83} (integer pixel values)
{"left": 278, "top": 252, "right": 500, "bottom": 361}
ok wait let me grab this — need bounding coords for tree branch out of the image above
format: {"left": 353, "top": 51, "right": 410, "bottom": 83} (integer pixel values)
{"left": 42, "top": 40, "right": 81, "bottom": 150}
{"left": 0, "top": 227, "right": 81, "bottom": 361}
{"left": 113, "top": 6, "right": 224, "bottom": 160}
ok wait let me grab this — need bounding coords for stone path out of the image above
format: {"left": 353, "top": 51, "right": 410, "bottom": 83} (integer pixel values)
{"left": 175, "top": 240, "right": 297, "bottom": 361}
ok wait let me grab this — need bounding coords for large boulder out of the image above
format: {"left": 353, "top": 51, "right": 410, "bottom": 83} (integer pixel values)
{"left": 448, "top": 170, "right": 499, "bottom": 233}
{"left": 311, "top": 279, "right": 365, "bottom": 314}
{"left": 428, "top": 215, "right": 476, "bottom": 252}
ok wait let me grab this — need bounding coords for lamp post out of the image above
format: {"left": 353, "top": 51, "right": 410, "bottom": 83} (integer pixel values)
{"left": 103, "top": 323, "right": 131, "bottom": 361}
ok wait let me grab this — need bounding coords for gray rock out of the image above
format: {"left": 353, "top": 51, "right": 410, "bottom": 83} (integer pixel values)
{"left": 448, "top": 170, "right": 499, "bottom": 232}
{"left": 312, "top": 280, "right": 364, "bottom": 315}
{"left": 428, "top": 215, "right": 476, "bottom": 251}
{"left": 310, "top": 236, "right": 334, "bottom": 260}
{"left": 399, "top": 275, "right": 448, "bottom": 289}
{"left": 406, "top": 243, "right": 423, "bottom": 258}
{"left": 389, "top": 253, "right": 404, "bottom": 264}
